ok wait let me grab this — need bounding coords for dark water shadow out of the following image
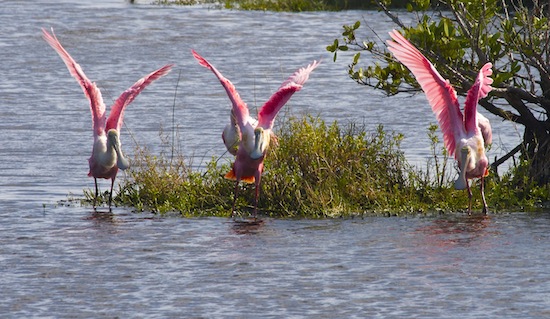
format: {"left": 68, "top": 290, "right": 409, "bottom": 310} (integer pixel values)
{"left": 415, "top": 213, "right": 496, "bottom": 248}
{"left": 83, "top": 209, "right": 118, "bottom": 226}
{"left": 229, "top": 218, "right": 266, "bottom": 235}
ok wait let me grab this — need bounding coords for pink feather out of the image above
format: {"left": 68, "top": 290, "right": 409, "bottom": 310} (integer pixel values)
{"left": 387, "top": 29, "right": 494, "bottom": 214}
{"left": 192, "top": 49, "right": 318, "bottom": 216}
{"left": 106, "top": 64, "right": 173, "bottom": 131}
{"left": 191, "top": 49, "right": 250, "bottom": 128}
{"left": 258, "top": 60, "right": 320, "bottom": 129}
{"left": 43, "top": 27, "right": 173, "bottom": 209}
{"left": 463, "top": 63, "right": 493, "bottom": 141}
{"left": 42, "top": 28, "right": 107, "bottom": 137}
{"left": 387, "top": 29, "right": 464, "bottom": 159}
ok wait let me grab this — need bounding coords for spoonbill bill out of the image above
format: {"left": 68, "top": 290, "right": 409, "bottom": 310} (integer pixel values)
{"left": 42, "top": 28, "right": 173, "bottom": 210}
{"left": 192, "top": 50, "right": 319, "bottom": 218}
{"left": 387, "top": 30, "right": 493, "bottom": 214}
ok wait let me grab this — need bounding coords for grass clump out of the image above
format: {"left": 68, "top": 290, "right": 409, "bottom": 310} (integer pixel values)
{"left": 261, "top": 116, "right": 412, "bottom": 216}
{"left": 104, "top": 115, "right": 550, "bottom": 217}
{"left": 261, "top": 116, "right": 499, "bottom": 216}
{"left": 223, "top": 0, "right": 331, "bottom": 11}
{"left": 116, "top": 147, "right": 235, "bottom": 216}
{"left": 487, "top": 160, "right": 550, "bottom": 211}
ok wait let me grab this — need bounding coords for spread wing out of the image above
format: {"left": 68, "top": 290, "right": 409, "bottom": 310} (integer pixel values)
{"left": 43, "top": 27, "right": 106, "bottom": 137}
{"left": 106, "top": 64, "right": 173, "bottom": 131}
{"left": 192, "top": 49, "right": 250, "bottom": 130}
{"left": 387, "top": 29, "right": 464, "bottom": 159}
{"left": 257, "top": 60, "right": 320, "bottom": 129}
{"left": 463, "top": 63, "right": 493, "bottom": 144}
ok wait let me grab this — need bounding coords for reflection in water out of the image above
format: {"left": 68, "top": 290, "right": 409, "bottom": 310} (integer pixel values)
{"left": 230, "top": 218, "right": 266, "bottom": 235}
{"left": 83, "top": 210, "right": 120, "bottom": 231}
{"left": 84, "top": 210, "right": 116, "bottom": 221}
{"left": 414, "top": 214, "right": 496, "bottom": 250}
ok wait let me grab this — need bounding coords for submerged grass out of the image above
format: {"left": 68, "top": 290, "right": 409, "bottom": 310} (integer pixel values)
{"left": 87, "top": 115, "right": 550, "bottom": 217}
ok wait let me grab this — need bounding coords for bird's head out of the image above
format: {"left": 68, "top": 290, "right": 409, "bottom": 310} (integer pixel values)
{"left": 250, "top": 127, "right": 271, "bottom": 160}
{"left": 107, "top": 129, "right": 130, "bottom": 170}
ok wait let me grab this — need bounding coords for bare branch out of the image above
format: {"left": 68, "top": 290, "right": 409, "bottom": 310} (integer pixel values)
{"left": 376, "top": 1, "right": 406, "bottom": 30}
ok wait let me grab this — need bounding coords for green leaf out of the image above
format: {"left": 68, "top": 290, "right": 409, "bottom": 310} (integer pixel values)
{"left": 353, "top": 52, "right": 360, "bottom": 64}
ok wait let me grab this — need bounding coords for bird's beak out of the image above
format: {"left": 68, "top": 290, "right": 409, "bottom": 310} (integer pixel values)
{"left": 454, "top": 146, "right": 470, "bottom": 190}
{"left": 108, "top": 130, "right": 130, "bottom": 170}
{"left": 250, "top": 128, "right": 269, "bottom": 160}
{"left": 230, "top": 109, "right": 237, "bottom": 126}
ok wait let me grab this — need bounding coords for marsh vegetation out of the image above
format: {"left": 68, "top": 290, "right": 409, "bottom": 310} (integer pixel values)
{"left": 85, "top": 116, "right": 549, "bottom": 217}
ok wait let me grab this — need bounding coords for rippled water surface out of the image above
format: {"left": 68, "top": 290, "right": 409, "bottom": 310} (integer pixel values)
{"left": 1, "top": 0, "right": 549, "bottom": 317}
{"left": 2, "top": 209, "right": 550, "bottom": 318}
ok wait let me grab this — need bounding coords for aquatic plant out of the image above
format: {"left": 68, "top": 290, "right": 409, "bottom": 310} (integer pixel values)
{"left": 83, "top": 114, "right": 550, "bottom": 216}
{"left": 223, "top": 0, "right": 330, "bottom": 11}
{"left": 260, "top": 116, "right": 412, "bottom": 216}
{"left": 98, "top": 116, "right": 455, "bottom": 216}
{"left": 115, "top": 146, "right": 233, "bottom": 216}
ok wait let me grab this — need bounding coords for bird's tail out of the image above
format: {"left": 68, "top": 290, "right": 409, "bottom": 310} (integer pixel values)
{"left": 224, "top": 169, "right": 255, "bottom": 184}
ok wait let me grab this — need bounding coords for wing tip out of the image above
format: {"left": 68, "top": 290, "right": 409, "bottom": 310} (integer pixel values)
{"left": 191, "top": 49, "right": 212, "bottom": 69}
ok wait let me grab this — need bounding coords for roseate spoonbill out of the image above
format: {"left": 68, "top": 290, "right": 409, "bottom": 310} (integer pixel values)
{"left": 386, "top": 30, "right": 493, "bottom": 214}
{"left": 42, "top": 28, "right": 173, "bottom": 209}
{"left": 192, "top": 50, "right": 319, "bottom": 218}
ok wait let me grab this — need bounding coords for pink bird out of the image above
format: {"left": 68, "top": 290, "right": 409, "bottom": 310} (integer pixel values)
{"left": 386, "top": 30, "right": 493, "bottom": 214}
{"left": 42, "top": 28, "right": 173, "bottom": 210}
{"left": 192, "top": 49, "right": 319, "bottom": 218}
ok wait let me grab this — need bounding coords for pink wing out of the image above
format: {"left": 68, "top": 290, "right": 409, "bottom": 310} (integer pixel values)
{"left": 106, "top": 64, "right": 173, "bottom": 131}
{"left": 192, "top": 49, "right": 250, "bottom": 128}
{"left": 258, "top": 60, "right": 320, "bottom": 129}
{"left": 463, "top": 63, "right": 493, "bottom": 140}
{"left": 387, "top": 30, "right": 464, "bottom": 159}
{"left": 42, "top": 28, "right": 107, "bottom": 137}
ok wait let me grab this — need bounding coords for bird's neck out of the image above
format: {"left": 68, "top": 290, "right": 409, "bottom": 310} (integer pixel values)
{"left": 93, "top": 135, "right": 117, "bottom": 168}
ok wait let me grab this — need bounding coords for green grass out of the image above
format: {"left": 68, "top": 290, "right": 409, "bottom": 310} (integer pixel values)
{"left": 223, "top": 0, "right": 332, "bottom": 11}
{"left": 260, "top": 116, "right": 415, "bottom": 216}
{"left": 115, "top": 147, "right": 234, "bottom": 216}
{"left": 81, "top": 115, "right": 550, "bottom": 217}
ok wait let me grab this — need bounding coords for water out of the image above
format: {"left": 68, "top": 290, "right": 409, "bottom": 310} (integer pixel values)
{"left": 0, "top": 1, "right": 548, "bottom": 317}
{"left": 2, "top": 209, "right": 550, "bottom": 318}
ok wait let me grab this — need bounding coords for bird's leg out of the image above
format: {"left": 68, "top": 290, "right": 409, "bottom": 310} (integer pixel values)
{"left": 93, "top": 178, "right": 99, "bottom": 210}
{"left": 466, "top": 182, "right": 473, "bottom": 215}
{"left": 253, "top": 175, "right": 262, "bottom": 220}
{"left": 253, "top": 185, "right": 259, "bottom": 220}
{"left": 108, "top": 177, "right": 115, "bottom": 211}
{"left": 480, "top": 176, "right": 488, "bottom": 214}
{"left": 232, "top": 181, "right": 239, "bottom": 219}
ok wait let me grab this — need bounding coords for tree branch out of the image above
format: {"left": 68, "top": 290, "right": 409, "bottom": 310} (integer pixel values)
{"left": 490, "top": 143, "right": 524, "bottom": 173}
{"left": 376, "top": 1, "right": 406, "bottom": 30}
